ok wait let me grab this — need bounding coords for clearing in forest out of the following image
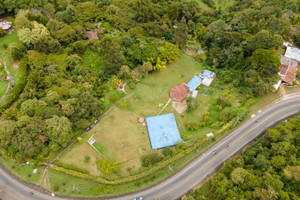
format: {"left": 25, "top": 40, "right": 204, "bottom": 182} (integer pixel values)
{"left": 60, "top": 54, "right": 218, "bottom": 176}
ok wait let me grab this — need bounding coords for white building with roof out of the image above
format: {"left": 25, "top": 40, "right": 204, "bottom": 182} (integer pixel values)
{"left": 0, "top": 20, "right": 12, "bottom": 31}
{"left": 285, "top": 46, "right": 300, "bottom": 62}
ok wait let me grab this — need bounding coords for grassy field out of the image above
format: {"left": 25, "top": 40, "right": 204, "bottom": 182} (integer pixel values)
{"left": 60, "top": 104, "right": 154, "bottom": 176}
{"left": 60, "top": 54, "right": 213, "bottom": 175}
{"left": 58, "top": 53, "right": 298, "bottom": 196}
{"left": 0, "top": 155, "right": 43, "bottom": 184}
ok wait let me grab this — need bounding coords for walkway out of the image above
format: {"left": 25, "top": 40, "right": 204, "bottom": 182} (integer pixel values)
{"left": 0, "top": 60, "right": 15, "bottom": 104}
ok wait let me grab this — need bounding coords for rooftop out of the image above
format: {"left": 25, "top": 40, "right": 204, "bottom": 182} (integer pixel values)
{"left": 202, "top": 70, "right": 215, "bottom": 79}
{"left": 86, "top": 30, "right": 99, "bottom": 40}
{"left": 0, "top": 19, "right": 12, "bottom": 30}
{"left": 187, "top": 76, "right": 202, "bottom": 91}
{"left": 280, "top": 55, "right": 298, "bottom": 69}
{"left": 284, "top": 46, "right": 300, "bottom": 62}
{"left": 282, "top": 66, "right": 297, "bottom": 85}
{"left": 170, "top": 83, "right": 188, "bottom": 101}
{"left": 146, "top": 113, "right": 182, "bottom": 149}
{"left": 279, "top": 64, "right": 289, "bottom": 78}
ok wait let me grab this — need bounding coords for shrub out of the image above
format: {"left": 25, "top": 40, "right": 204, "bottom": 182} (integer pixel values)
{"left": 194, "top": 53, "right": 205, "bottom": 62}
{"left": 53, "top": 186, "right": 59, "bottom": 191}
{"left": 186, "top": 97, "right": 199, "bottom": 113}
{"left": 203, "top": 112, "right": 212, "bottom": 125}
{"left": 118, "top": 99, "right": 128, "bottom": 109}
{"left": 112, "top": 76, "right": 121, "bottom": 89}
{"left": 8, "top": 42, "right": 25, "bottom": 60}
{"left": 244, "top": 98, "right": 255, "bottom": 108}
{"left": 186, "top": 121, "right": 199, "bottom": 131}
{"left": 77, "top": 137, "right": 83, "bottom": 143}
{"left": 109, "top": 94, "right": 117, "bottom": 102}
{"left": 55, "top": 161, "right": 89, "bottom": 174}
{"left": 84, "top": 155, "right": 90, "bottom": 163}
{"left": 96, "top": 159, "right": 119, "bottom": 174}
{"left": 0, "top": 28, "right": 5, "bottom": 37}
{"left": 141, "top": 153, "right": 163, "bottom": 167}
{"left": 162, "top": 148, "right": 174, "bottom": 157}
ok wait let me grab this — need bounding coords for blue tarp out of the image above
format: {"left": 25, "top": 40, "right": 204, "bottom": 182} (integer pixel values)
{"left": 146, "top": 113, "right": 182, "bottom": 149}
{"left": 202, "top": 70, "right": 214, "bottom": 78}
{"left": 187, "top": 76, "right": 202, "bottom": 91}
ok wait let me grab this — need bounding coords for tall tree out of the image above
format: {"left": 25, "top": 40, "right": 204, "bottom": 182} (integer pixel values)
{"left": 175, "top": 17, "right": 188, "bottom": 49}
{"left": 99, "top": 36, "right": 125, "bottom": 76}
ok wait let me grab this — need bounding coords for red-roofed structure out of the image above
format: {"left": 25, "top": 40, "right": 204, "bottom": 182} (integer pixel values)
{"left": 279, "top": 64, "right": 289, "bottom": 78}
{"left": 170, "top": 83, "right": 189, "bottom": 101}
{"left": 86, "top": 30, "right": 99, "bottom": 40}
{"left": 282, "top": 66, "right": 297, "bottom": 85}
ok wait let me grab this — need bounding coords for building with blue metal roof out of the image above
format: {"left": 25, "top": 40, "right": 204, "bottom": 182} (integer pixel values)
{"left": 146, "top": 113, "right": 182, "bottom": 149}
{"left": 187, "top": 76, "right": 202, "bottom": 91}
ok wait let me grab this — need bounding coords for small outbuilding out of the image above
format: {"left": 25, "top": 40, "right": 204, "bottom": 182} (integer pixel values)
{"left": 187, "top": 76, "right": 202, "bottom": 91}
{"left": 0, "top": 19, "right": 12, "bottom": 33}
{"left": 146, "top": 113, "right": 182, "bottom": 149}
{"left": 200, "top": 70, "right": 216, "bottom": 87}
{"left": 86, "top": 30, "right": 99, "bottom": 40}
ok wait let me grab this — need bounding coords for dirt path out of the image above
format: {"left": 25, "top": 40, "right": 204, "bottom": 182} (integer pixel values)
{"left": 279, "top": 84, "right": 286, "bottom": 97}
{"left": 0, "top": 60, "right": 15, "bottom": 105}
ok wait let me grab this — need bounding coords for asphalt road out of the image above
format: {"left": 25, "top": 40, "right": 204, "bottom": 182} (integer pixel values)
{"left": 1, "top": 93, "right": 300, "bottom": 200}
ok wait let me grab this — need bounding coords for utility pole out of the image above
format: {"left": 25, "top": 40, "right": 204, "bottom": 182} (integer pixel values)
{"left": 233, "top": 116, "right": 240, "bottom": 127}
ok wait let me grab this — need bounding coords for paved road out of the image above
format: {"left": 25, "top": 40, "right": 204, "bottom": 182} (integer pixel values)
{"left": 1, "top": 93, "right": 300, "bottom": 200}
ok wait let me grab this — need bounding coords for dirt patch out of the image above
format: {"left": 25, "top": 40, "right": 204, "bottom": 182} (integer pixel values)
{"left": 12, "top": 61, "right": 19, "bottom": 70}
{"left": 279, "top": 84, "right": 286, "bottom": 96}
{"left": 185, "top": 49, "right": 197, "bottom": 56}
{"left": 172, "top": 99, "right": 187, "bottom": 114}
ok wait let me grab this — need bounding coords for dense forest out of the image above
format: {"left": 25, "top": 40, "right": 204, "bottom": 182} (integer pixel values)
{"left": 187, "top": 114, "right": 300, "bottom": 200}
{"left": 0, "top": 0, "right": 299, "bottom": 163}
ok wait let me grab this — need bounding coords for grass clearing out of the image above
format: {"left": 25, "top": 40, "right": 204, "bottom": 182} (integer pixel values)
{"left": 61, "top": 54, "right": 207, "bottom": 175}
{"left": 60, "top": 53, "right": 244, "bottom": 178}
{"left": 59, "top": 141, "right": 103, "bottom": 176}
{"left": 0, "top": 155, "right": 43, "bottom": 184}
{"left": 58, "top": 53, "right": 293, "bottom": 197}
{"left": 93, "top": 142, "right": 105, "bottom": 155}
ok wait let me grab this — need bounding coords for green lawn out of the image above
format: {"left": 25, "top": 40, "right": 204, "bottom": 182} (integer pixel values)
{"left": 59, "top": 53, "right": 241, "bottom": 178}
{"left": 57, "top": 53, "right": 293, "bottom": 197}
{"left": 60, "top": 54, "right": 210, "bottom": 176}
{"left": 0, "top": 155, "right": 43, "bottom": 184}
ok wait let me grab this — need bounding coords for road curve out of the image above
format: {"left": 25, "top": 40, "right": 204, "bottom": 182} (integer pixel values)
{"left": 1, "top": 93, "right": 300, "bottom": 200}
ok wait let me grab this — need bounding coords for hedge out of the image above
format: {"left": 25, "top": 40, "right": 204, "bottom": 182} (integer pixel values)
{"left": 55, "top": 161, "right": 89, "bottom": 174}
{"left": 51, "top": 120, "right": 234, "bottom": 185}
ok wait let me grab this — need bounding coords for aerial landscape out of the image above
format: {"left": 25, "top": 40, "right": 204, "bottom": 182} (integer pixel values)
{"left": 0, "top": 0, "right": 299, "bottom": 200}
